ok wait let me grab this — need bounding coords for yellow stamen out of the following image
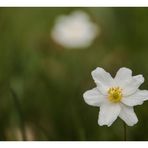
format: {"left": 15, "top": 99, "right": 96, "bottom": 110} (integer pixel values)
{"left": 108, "top": 87, "right": 123, "bottom": 103}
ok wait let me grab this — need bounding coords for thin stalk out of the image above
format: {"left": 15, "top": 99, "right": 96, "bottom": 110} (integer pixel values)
{"left": 10, "top": 88, "right": 27, "bottom": 141}
{"left": 123, "top": 121, "right": 127, "bottom": 141}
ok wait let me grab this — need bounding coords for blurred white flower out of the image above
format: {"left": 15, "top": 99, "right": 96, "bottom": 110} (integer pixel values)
{"left": 83, "top": 67, "right": 148, "bottom": 127}
{"left": 51, "top": 10, "right": 99, "bottom": 49}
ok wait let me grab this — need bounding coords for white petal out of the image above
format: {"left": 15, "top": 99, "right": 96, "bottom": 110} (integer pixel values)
{"left": 119, "top": 105, "right": 138, "bottom": 126}
{"left": 122, "top": 75, "right": 144, "bottom": 96}
{"left": 122, "top": 90, "right": 148, "bottom": 106}
{"left": 98, "top": 103, "right": 121, "bottom": 127}
{"left": 91, "top": 67, "right": 114, "bottom": 95}
{"left": 83, "top": 88, "right": 106, "bottom": 107}
{"left": 114, "top": 67, "right": 132, "bottom": 86}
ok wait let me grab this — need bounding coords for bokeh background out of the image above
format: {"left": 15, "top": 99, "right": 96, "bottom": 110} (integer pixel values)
{"left": 0, "top": 7, "right": 148, "bottom": 141}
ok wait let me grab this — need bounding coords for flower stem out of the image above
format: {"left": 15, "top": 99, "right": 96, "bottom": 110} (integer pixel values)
{"left": 10, "top": 88, "right": 27, "bottom": 141}
{"left": 123, "top": 121, "right": 127, "bottom": 141}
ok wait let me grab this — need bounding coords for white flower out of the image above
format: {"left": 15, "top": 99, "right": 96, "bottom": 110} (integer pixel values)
{"left": 51, "top": 10, "right": 99, "bottom": 49}
{"left": 83, "top": 67, "right": 148, "bottom": 127}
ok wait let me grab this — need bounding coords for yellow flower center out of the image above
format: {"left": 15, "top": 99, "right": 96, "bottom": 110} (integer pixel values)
{"left": 108, "top": 87, "right": 123, "bottom": 103}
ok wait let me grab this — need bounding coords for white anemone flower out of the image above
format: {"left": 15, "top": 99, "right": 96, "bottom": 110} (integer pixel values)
{"left": 83, "top": 67, "right": 148, "bottom": 127}
{"left": 51, "top": 10, "right": 99, "bottom": 49}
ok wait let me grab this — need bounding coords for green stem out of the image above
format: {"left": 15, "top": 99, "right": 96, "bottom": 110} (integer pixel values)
{"left": 123, "top": 121, "right": 127, "bottom": 141}
{"left": 10, "top": 88, "right": 27, "bottom": 141}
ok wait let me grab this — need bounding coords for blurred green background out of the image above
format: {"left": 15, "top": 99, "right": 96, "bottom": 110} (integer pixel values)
{"left": 0, "top": 7, "right": 148, "bottom": 141}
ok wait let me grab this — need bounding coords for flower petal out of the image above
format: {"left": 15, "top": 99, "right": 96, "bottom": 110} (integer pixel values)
{"left": 83, "top": 88, "right": 106, "bottom": 107}
{"left": 119, "top": 105, "right": 138, "bottom": 126}
{"left": 122, "top": 75, "right": 144, "bottom": 96}
{"left": 98, "top": 103, "right": 121, "bottom": 127}
{"left": 121, "top": 90, "right": 148, "bottom": 106}
{"left": 114, "top": 67, "right": 132, "bottom": 86}
{"left": 91, "top": 67, "right": 114, "bottom": 95}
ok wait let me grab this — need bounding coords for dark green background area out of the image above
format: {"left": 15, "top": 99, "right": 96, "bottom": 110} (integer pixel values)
{"left": 0, "top": 7, "right": 148, "bottom": 141}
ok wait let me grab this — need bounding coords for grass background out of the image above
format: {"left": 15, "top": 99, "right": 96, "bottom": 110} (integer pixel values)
{"left": 0, "top": 7, "right": 148, "bottom": 140}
